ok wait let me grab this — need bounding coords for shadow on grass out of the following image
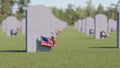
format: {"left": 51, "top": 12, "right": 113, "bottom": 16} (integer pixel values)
{"left": 0, "top": 50, "right": 26, "bottom": 52}
{"left": 89, "top": 46, "right": 117, "bottom": 49}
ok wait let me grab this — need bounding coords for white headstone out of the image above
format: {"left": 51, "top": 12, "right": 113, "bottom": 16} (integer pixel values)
{"left": 74, "top": 22, "right": 78, "bottom": 30}
{"left": 81, "top": 19, "right": 86, "bottom": 33}
{"left": 94, "top": 14, "right": 108, "bottom": 39}
{"left": 21, "top": 18, "right": 26, "bottom": 34}
{"left": 5, "top": 16, "right": 20, "bottom": 36}
{"left": 85, "top": 17, "right": 94, "bottom": 35}
{"left": 26, "top": 5, "right": 67, "bottom": 52}
{"left": 48, "top": 14, "right": 67, "bottom": 34}
{"left": 108, "top": 19, "right": 116, "bottom": 33}
{"left": 77, "top": 20, "right": 82, "bottom": 32}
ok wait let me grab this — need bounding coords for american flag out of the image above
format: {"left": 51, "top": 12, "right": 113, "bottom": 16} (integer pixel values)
{"left": 41, "top": 36, "right": 56, "bottom": 47}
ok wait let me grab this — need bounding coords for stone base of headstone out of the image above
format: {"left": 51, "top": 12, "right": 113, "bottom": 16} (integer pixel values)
{"left": 36, "top": 39, "right": 51, "bottom": 52}
{"left": 94, "top": 14, "right": 108, "bottom": 39}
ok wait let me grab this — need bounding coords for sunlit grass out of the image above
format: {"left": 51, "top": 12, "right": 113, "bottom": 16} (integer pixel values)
{"left": 0, "top": 26, "right": 120, "bottom": 68}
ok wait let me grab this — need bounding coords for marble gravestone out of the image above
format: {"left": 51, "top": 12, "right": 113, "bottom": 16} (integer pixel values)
{"left": 21, "top": 18, "right": 26, "bottom": 34}
{"left": 74, "top": 20, "right": 82, "bottom": 32}
{"left": 16, "top": 20, "right": 21, "bottom": 31}
{"left": 5, "top": 16, "right": 21, "bottom": 36}
{"left": 94, "top": 14, "right": 108, "bottom": 39}
{"left": 26, "top": 5, "right": 67, "bottom": 52}
{"left": 77, "top": 20, "right": 82, "bottom": 32}
{"left": 85, "top": 17, "right": 94, "bottom": 35}
{"left": 81, "top": 19, "right": 86, "bottom": 33}
{"left": 27, "top": 5, "right": 53, "bottom": 52}
{"left": 108, "top": 19, "right": 116, "bottom": 33}
{"left": 74, "top": 22, "right": 78, "bottom": 30}
{"left": 48, "top": 13, "right": 67, "bottom": 35}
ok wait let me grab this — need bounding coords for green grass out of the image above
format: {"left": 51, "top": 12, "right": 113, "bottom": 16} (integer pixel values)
{"left": 0, "top": 26, "right": 120, "bottom": 68}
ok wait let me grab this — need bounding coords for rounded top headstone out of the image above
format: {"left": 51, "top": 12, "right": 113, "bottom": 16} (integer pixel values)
{"left": 95, "top": 14, "right": 107, "bottom": 19}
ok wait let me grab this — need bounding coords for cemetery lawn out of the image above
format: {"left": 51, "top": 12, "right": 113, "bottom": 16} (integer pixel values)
{"left": 0, "top": 25, "right": 120, "bottom": 68}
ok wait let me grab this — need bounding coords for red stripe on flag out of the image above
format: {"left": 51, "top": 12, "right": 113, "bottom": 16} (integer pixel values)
{"left": 41, "top": 37, "right": 56, "bottom": 47}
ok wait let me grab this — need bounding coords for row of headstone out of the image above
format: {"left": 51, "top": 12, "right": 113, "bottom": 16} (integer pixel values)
{"left": 74, "top": 17, "right": 94, "bottom": 35}
{"left": 95, "top": 14, "right": 108, "bottom": 39}
{"left": 74, "top": 14, "right": 116, "bottom": 39}
{"left": 26, "top": 5, "right": 67, "bottom": 52}
{"left": 0, "top": 4, "right": 67, "bottom": 52}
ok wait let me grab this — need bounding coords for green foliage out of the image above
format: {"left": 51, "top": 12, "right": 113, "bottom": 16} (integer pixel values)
{"left": 51, "top": 7, "right": 65, "bottom": 21}
{"left": 14, "top": 0, "right": 30, "bottom": 20}
{"left": 96, "top": 4, "right": 105, "bottom": 14}
{"left": 106, "top": 3, "right": 117, "bottom": 20}
{"left": 75, "top": 6, "right": 85, "bottom": 19}
{"left": 65, "top": 4, "right": 77, "bottom": 25}
{"left": 0, "top": 0, "right": 30, "bottom": 24}
{"left": 52, "top": 0, "right": 120, "bottom": 25}
{"left": 85, "top": 0, "right": 96, "bottom": 17}
{"left": 0, "top": 0, "right": 13, "bottom": 23}
{"left": 0, "top": 26, "right": 120, "bottom": 68}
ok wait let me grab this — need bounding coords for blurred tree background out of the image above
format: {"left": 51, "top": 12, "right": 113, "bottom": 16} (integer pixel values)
{"left": 52, "top": 0, "right": 120, "bottom": 25}
{"left": 0, "top": 0, "right": 30, "bottom": 24}
{"left": 0, "top": 0, "right": 119, "bottom": 25}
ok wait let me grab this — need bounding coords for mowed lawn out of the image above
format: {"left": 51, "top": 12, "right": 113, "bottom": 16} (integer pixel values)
{"left": 0, "top": 26, "right": 120, "bottom": 68}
